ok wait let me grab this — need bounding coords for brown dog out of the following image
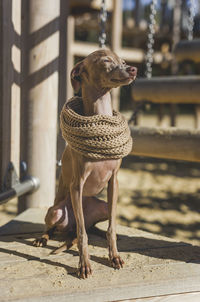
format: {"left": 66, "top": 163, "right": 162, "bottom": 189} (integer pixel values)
{"left": 33, "top": 49, "right": 137, "bottom": 278}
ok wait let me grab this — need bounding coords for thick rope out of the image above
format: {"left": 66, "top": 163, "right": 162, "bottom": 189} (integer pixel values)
{"left": 60, "top": 97, "right": 133, "bottom": 160}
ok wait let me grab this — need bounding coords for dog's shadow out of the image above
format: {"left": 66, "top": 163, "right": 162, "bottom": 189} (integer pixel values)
{"left": 88, "top": 227, "right": 200, "bottom": 264}
{"left": 1, "top": 223, "right": 200, "bottom": 280}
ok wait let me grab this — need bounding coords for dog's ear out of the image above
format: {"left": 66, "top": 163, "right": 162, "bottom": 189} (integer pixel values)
{"left": 70, "top": 61, "right": 84, "bottom": 93}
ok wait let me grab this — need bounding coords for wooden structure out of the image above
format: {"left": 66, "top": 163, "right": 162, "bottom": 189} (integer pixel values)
{"left": 174, "top": 39, "right": 200, "bottom": 63}
{"left": 0, "top": 0, "right": 20, "bottom": 189}
{"left": 132, "top": 76, "right": 200, "bottom": 104}
{"left": 0, "top": 0, "right": 69, "bottom": 211}
{"left": 1, "top": 2, "right": 200, "bottom": 301}
{"left": 66, "top": 0, "right": 170, "bottom": 109}
{"left": 0, "top": 209, "right": 200, "bottom": 301}
{"left": 20, "top": 0, "right": 60, "bottom": 210}
{"left": 131, "top": 34, "right": 200, "bottom": 128}
{"left": 130, "top": 126, "right": 200, "bottom": 162}
{"left": 70, "top": 0, "right": 113, "bottom": 14}
{"left": 0, "top": 0, "right": 200, "bottom": 208}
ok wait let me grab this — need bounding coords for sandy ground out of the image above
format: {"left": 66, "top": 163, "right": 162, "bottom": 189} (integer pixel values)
{"left": 1, "top": 156, "right": 200, "bottom": 246}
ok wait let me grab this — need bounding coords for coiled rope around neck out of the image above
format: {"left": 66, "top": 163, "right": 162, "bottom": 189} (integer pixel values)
{"left": 60, "top": 97, "right": 132, "bottom": 160}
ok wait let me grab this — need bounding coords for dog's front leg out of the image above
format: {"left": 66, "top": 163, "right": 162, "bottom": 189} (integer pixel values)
{"left": 70, "top": 180, "right": 92, "bottom": 279}
{"left": 107, "top": 172, "right": 124, "bottom": 269}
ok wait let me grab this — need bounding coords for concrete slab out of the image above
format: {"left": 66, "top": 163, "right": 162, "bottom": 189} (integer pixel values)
{"left": 0, "top": 208, "right": 200, "bottom": 301}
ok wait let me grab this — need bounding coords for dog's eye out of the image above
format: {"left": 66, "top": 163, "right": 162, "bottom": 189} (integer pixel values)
{"left": 121, "top": 60, "right": 126, "bottom": 65}
{"left": 103, "top": 59, "right": 111, "bottom": 63}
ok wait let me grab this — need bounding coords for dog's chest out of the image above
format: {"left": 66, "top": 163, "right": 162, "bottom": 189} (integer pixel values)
{"left": 83, "top": 159, "right": 120, "bottom": 196}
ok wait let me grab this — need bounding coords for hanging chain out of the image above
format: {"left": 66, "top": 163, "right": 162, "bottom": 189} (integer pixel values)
{"left": 145, "top": 0, "right": 157, "bottom": 78}
{"left": 188, "top": 0, "right": 196, "bottom": 41}
{"left": 99, "top": 0, "right": 107, "bottom": 48}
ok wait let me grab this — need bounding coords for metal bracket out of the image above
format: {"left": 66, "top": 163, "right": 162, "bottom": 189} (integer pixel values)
{"left": 3, "top": 162, "right": 20, "bottom": 190}
{"left": 0, "top": 161, "right": 40, "bottom": 205}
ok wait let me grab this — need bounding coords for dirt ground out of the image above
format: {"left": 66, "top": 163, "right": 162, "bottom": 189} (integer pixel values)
{"left": 1, "top": 156, "right": 200, "bottom": 246}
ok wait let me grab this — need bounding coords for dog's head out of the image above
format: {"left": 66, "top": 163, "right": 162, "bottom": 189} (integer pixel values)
{"left": 71, "top": 49, "right": 137, "bottom": 93}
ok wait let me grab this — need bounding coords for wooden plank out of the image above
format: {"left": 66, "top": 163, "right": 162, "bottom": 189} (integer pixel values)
{"left": 174, "top": 39, "right": 200, "bottom": 63}
{"left": 66, "top": 16, "right": 75, "bottom": 100}
{"left": 71, "top": 42, "right": 167, "bottom": 64}
{"left": 132, "top": 76, "right": 200, "bottom": 104}
{"left": 112, "top": 0, "right": 122, "bottom": 53}
{"left": 57, "top": 0, "right": 69, "bottom": 166}
{"left": 168, "top": 0, "right": 181, "bottom": 128}
{"left": 130, "top": 126, "right": 200, "bottom": 162}
{"left": 0, "top": 0, "right": 13, "bottom": 189}
{"left": 111, "top": 0, "right": 122, "bottom": 110}
{"left": 70, "top": 0, "right": 113, "bottom": 12}
{"left": 0, "top": 214, "right": 200, "bottom": 301}
{"left": 130, "top": 292, "right": 200, "bottom": 301}
{"left": 195, "top": 105, "right": 200, "bottom": 129}
{"left": 10, "top": 0, "right": 21, "bottom": 206}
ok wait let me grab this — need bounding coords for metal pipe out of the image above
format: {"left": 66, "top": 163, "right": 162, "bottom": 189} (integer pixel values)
{"left": 0, "top": 176, "right": 40, "bottom": 205}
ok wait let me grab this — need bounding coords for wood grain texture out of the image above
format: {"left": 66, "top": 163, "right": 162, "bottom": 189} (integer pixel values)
{"left": 132, "top": 76, "right": 200, "bottom": 104}
{"left": 0, "top": 209, "right": 200, "bottom": 301}
{"left": 174, "top": 39, "right": 200, "bottom": 63}
{"left": 130, "top": 126, "right": 200, "bottom": 162}
{"left": 0, "top": 0, "right": 13, "bottom": 188}
{"left": 20, "top": 0, "right": 60, "bottom": 210}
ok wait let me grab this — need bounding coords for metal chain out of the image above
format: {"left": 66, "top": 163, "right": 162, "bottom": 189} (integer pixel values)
{"left": 145, "top": 0, "right": 157, "bottom": 78}
{"left": 99, "top": 0, "right": 107, "bottom": 48}
{"left": 188, "top": 0, "right": 196, "bottom": 41}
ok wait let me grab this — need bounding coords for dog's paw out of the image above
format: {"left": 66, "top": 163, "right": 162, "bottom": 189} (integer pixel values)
{"left": 33, "top": 237, "right": 47, "bottom": 247}
{"left": 78, "top": 259, "right": 92, "bottom": 279}
{"left": 110, "top": 255, "right": 124, "bottom": 269}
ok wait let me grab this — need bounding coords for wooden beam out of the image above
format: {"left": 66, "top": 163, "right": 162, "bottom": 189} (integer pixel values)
{"left": 71, "top": 42, "right": 166, "bottom": 64}
{"left": 174, "top": 39, "right": 200, "bottom": 63}
{"left": 112, "top": 0, "right": 122, "bottom": 53}
{"left": 130, "top": 126, "right": 200, "bottom": 162}
{"left": 11, "top": 0, "right": 21, "bottom": 184}
{"left": 0, "top": 0, "right": 13, "bottom": 189}
{"left": 118, "top": 47, "right": 144, "bottom": 62}
{"left": 57, "top": 0, "right": 69, "bottom": 166}
{"left": 20, "top": 0, "right": 60, "bottom": 211}
{"left": 111, "top": 0, "right": 123, "bottom": 110}
{"left": 70, "top": 0, "right": 113, "bottom": 13}
{"left": 66, "top": 16, "right": 75, "bottom": 100}
{"left": 132, "top": 76, "right": 200, "bottom": 104}
{"left": 195, "top": 105, "right": 200, "bottom": 129}
{"left": 71, "top": 42, "right": 98, "bottom": 58}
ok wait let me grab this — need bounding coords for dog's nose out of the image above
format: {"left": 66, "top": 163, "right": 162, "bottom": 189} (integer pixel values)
{"left": 126, "top": 66, "right": 137, "bottom": 76}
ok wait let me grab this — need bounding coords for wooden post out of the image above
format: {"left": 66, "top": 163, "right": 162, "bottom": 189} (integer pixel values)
{"left": 66, "top": 16, "right": 75, "bottom": 101}
{"left": 11, "top": 0, "right": 21, "bottom": 185}
{"left": 195, "top": 106, "right": 200, "bottom": 129}
{"left": 0, "top": 0, "right": 13, "bottom": 189}
{"left": 57, "top": 0, "right": 69, "bottom": 166}
{"left": 19, "top": 0, "right": 60, "bottom": 211}
{"left": 134, "top": 0, "right": 140, "bottom": 27}
{"left": 111, "top": 0, "right": 122, "bottom": 111}
{"left": 169, "top": 0, "right": 182, "bottom": 127}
